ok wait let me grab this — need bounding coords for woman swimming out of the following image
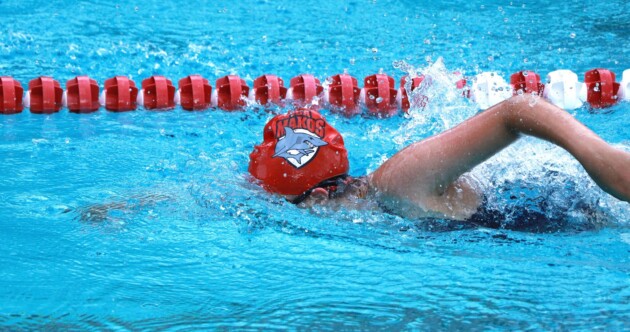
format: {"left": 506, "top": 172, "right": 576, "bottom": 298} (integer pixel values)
{"left": 248, "top": 94, "right": 630, "bottom": 221}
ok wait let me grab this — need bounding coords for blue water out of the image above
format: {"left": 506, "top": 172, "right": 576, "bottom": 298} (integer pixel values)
{"left": 1, "top": 0, "right": 629, "bottom": 329}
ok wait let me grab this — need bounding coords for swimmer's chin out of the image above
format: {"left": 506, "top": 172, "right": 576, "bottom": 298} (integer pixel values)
{"left": 285, "top": 189, "right": 333, "bottom": 209}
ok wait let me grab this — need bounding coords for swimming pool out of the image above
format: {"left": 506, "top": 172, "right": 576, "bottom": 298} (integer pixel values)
{"left": 1, "top": 0, "right": 629, "bottom": 329}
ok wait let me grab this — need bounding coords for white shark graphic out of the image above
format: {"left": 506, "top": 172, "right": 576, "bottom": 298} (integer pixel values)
{"left": 273, "top": 127, "right": 328, "bottom": 168}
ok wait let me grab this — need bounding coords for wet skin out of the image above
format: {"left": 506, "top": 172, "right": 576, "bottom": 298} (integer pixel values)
{"left": 292, "top": 95, "right": 630, "bottom": 220}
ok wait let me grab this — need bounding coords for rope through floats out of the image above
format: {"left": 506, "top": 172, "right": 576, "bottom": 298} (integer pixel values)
{"left": 1, "top": 68, "right": 629, "bottom": 116}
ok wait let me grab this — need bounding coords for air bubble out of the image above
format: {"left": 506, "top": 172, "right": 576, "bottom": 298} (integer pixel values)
{"left": 375, "top": 97, "right": 383, "bottom": 103}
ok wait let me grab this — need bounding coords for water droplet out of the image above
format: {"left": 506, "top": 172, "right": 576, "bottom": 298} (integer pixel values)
{"left": 283, "top": 173, "right": 287, "bottom": 178}
{"left": 375, "top": 97, "right": 383, "bottom": 103}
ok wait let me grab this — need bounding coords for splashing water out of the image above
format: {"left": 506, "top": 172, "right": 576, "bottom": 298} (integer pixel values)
{"left": 392, "top": 58, "right": 476, "bottom": 145}
{"left": 385, "top": 58, "right": 629, "bottom": 229}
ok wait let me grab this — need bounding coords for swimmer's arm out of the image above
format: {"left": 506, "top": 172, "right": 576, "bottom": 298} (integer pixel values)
{"left": 73, "top": 193, "right": 172, "bottom": 222}
{"left": 370, "top": 95, "right": 630, "bottom": 205}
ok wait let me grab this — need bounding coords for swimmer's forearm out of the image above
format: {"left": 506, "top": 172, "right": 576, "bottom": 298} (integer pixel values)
{"left": 76, "top": 193, "right": 173, "bottom": 222}
{"left": 501, "top": 97, "right": 630, "bottom": 201}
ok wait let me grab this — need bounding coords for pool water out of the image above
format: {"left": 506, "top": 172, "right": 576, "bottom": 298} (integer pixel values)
{"left": 1, "top": 0, "right": 629, "bottom": 329}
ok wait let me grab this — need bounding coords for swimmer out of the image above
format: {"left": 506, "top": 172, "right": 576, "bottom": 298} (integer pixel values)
{"left": 249, "top": 94, "right": 630, "bottom": 221}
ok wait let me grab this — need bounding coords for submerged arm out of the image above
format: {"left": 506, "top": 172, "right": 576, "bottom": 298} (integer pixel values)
{"left": 370, "top": 95, "right": 630, "bottom": 216}
{"left": 74, "top": 193, "right": 172, "bottom": 222}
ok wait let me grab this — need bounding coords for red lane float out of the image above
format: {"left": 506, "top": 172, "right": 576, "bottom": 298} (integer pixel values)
{"left": 212, "top": 75, "right": 249, "bottom": 111}
{"left": 0, "top": 77, "right": 24, "bottom": 114}
{"left": 362, "top": 74, "right": 398, "bottom": 117}
{"left": 140, "top": 76, "right": 175, "bottom": 110}
{"left": 27, "top": 77, "right": 63, "bottom": 114}
{"left": 252, "top": 74, "right": 287, "bottom": 106}
{"left": 65, "top": 76, "right": 100, "bottom": 113}
{"left": 510, "top": 71, "right": 544, "bottom": 96}
{"left": 177, "top": 75, "right": 212, "bottom": 111}
{"left": 399, "top": 75, "right": 425, "bottom": 112}
{"left": 2, "top": 68, "right": 628, "bottom": 116}
{"left": 584, "top": 69, "right": 620, "bottom": 108}
{"left": 288, "top": 74, "right": 323, "bottom": 106}
{"left": 325, "top": 73, "right": 361, "bottom": 116}
{"left": 102, "top": 76, "right": 138, "bottom": 112}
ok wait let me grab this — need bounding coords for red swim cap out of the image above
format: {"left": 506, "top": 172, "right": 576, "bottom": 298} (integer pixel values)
{"left": 249, "top": 109, "right": 349, "bottom": 196}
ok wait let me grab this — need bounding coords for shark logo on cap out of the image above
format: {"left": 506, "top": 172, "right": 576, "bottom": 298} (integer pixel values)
{"left": 273, "top": 126, "right": 328, "bottom": 168}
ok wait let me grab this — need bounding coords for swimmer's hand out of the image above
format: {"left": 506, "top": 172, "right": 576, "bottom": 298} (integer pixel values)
{"left": 73, "top": 193, "right": 172, "bottom": 222}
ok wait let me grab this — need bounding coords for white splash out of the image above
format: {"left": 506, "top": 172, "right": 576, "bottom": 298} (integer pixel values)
{"left": 392, "top": 57, "right": 476, "bottom": 147}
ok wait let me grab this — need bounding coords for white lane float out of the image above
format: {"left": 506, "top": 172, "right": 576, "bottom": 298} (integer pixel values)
{"left": 543, "top": 70, "right": 585, "bottom": 110}
{"left": 471, "top": 72, "right": 512, "bottom": 110}
{"left": 616, "top": 69, "right": 630, "bottom": 102}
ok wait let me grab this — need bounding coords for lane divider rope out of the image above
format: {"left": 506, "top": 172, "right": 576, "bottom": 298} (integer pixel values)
{"left": 1, "top": 68, "right": 629, "bottom": 116}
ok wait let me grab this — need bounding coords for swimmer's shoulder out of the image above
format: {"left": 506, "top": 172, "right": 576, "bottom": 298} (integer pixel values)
{"left": 365, "top": 174, "right": 483, "bottom": 220}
